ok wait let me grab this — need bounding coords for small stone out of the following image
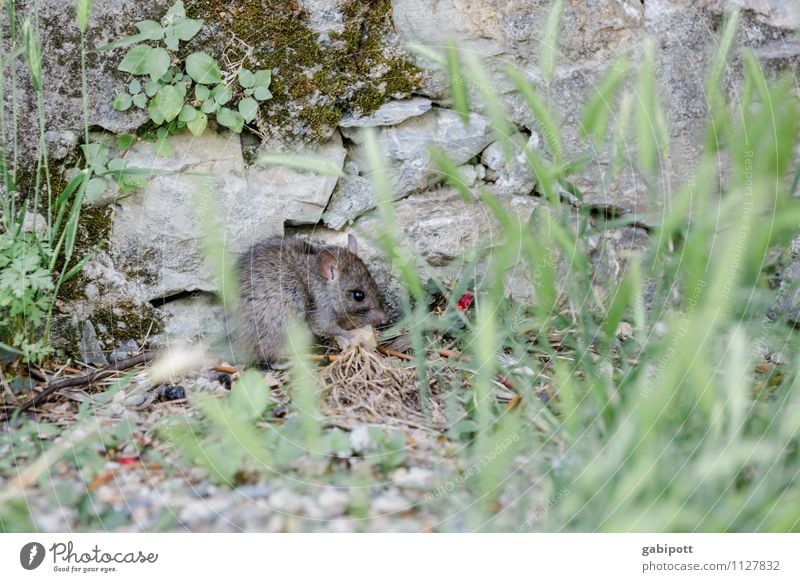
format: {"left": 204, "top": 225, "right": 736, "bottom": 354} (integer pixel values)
{"left": 21, "top": 213, "right": 48, "bottom": 236}
{"left": 393, "top": 467, "right": 434, "bottom": 490}
{"left": 268, "top": 489, "right": 304, "bottom": 514}
{"left": 616, "top": 322, "right": 633, "bottom": 340}
{"left": 317, "top": 488, "right": 350, "bottom": 518}
{"left": 769, "top": 352, "right": 787, "bottom": 365}
{"left": 349, "top": 426, "right": 377, "bottom": 454}
{"left": 339, "top": 97, "right": 432, "bottom": 127}
{"left": 80, "top": 320, "right": 108, "bottom": 366}
{"left": 372, "top": 490, "right": 411, "bottom": 514}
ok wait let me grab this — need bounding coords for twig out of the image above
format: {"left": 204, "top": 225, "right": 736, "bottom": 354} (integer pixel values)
{"left": 3, "top": 352, "right": 157, "bottom": 421}
{"left": 377, "top": 346, "right": 414, "bottom": 361}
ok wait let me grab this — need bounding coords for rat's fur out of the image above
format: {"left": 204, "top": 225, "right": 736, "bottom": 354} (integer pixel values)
{"left": 234, "top": 235, "right": 387, "bottom": 365}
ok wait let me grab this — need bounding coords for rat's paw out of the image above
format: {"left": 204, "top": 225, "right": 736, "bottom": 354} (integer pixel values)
{"left": 334, "top": 326, "right": 378, "bottom": 351}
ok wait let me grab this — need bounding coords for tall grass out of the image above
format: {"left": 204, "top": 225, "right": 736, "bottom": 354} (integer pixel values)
{"left": 1, "top": 1, "right": 98, "bottom": 361}
{"left": 373, "top": 5, "right": 800, "bottom": 531}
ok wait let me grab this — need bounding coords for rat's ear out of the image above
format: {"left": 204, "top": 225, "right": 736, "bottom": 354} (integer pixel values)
{"left": 347, "top": 234, "right": 357, "bottom": 254}
{"left": 318, "top": 250, "right": 339, "bottom": 282}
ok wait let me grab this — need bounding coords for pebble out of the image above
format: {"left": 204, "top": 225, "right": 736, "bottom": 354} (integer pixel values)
{"left": 268, "top": 489, "right": 305, "bottom": 514}
{"left": 392, "top": 467, "right": 435, "bottom": 490}
{"left": 372, "top": 490, "right": 411, "bottom": 514}
{"left": 349, "top": 426, "right": 377, "bottom": 453}
{"left": 317, "top": 488, "right": 350, "bottom": 518}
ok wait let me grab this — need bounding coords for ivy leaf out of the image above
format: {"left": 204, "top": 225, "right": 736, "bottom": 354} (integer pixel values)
{"left": 172, "top": 18, "right": 203, "bottom": 41}
{"left": 148, "top": 99, "right": 164, "bottom": 124}
{"left": 164, "top": 28, "right": 179, "bottom": 51}
{"left": 167, "top": 0, "right": 186, "bottom": 18}
{"left": 117, "top": 134, "right": 136, "bottom": 150}
{"left": 238, "top": 68, "right": 255, "bottom": 88}
{"left": 212, "top": 84, "right": 231, "bottom": 105}
{"left": 238, "top": 97, "right": 258, "bottom": 123}
{"left": 216, "top": 107, "right": 244, "bottom": 133}
{"left": 117, "top": 44, "right": 152, "bottom": 75}
{"left": 187, "top": 111, "right": 207, "bottom": 136}
{"left": 144, "top": 80, "right": 160, "bottom": 97}
{"left": 185, "top": 52, "right": 221, "bottom": 85}
{"left": 132, "top": 93, "right": 148, "bottom": 108}
{"left": 254, "top": 69, "right": 271, "bottom": 88}
{"left": 129, "top": 79, "right": 142, "bottom": 94}
{"left": 179, "top": 104, "right": 197, "bottom": 122}
{"left": 152, "top": 84, "right": 183, "bottom": 122}
{"left": 253, "top": 86, "right": 272, "bottom": 101}
{"left": 81, "top": 143, "right": 109, "bottom": 172}
{"left": 85, "top": 178, "right": 108, "bottom": 204}
{"left": 112, "top": 92, "right": 133, "bottom": 111}
{"left": 195, "top": 84, "right": 210, "bottom": 101}
{"left": 200, "top": 99, "right": 219, "bottom": 114}
{"left": 135, "top": 20, "right": 164, "bottom": 41}
{"left": 145, "top": 47, "right": 171, "bottom": 82}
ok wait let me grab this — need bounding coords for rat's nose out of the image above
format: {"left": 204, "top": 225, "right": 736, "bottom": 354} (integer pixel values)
{"left": 374, "top": 311, "right": 388, "bottom": 326}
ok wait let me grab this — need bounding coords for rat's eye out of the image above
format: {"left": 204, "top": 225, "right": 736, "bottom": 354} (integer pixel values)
{"left": 351, "top": 289, "right": 365, "bottom": 302}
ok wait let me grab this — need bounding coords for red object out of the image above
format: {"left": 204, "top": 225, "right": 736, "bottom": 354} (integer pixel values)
{"left": 456, "top": 293, "right": 474, "bottom": 311}
{"left": 115, "top": 457, "right": 139, "bottom": 465}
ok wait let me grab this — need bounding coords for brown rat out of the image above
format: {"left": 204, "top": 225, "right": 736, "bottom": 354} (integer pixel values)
{"left": 234, "top": 234, "right": 388, "bottom": 365}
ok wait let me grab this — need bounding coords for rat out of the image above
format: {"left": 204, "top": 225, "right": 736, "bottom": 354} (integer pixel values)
{"left": 233, "top": 234, "right": 388, "bottom": 366}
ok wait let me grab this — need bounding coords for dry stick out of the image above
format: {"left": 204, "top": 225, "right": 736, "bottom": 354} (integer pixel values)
{"left": 4, "top": 352, "right": 157, "bottom": 421}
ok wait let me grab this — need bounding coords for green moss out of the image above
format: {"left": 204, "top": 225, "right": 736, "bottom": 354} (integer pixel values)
{"left": 91, "top": 299, "right": 165, "bottom": 348}
{"left": 185, "top": 0, "right": 421, "bottom": 142}
{"left": 57, "top": 204, "right": 113, "bottom": 301}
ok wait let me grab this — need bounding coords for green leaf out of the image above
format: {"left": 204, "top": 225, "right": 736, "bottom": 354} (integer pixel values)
{"left": 229, "top": 370, "right": 271, "bottom": 422}
{"left": 167, "top": 0, "right": 186, "bottom": 18}
{"left": 84, "top": 177, "right": 107, "bottom": 204}
{"left": 148, "top": 99, "right": 164, "bottom": 124}
{"left": 253, "top": 86, "right": 272, "bottom": 101}
{"left": 128, "top": 79, "right": 142, "bottom": 94}
{"left": 253, "top": 69, "right": 271, "bottom": 88}
{"left": 144, "top": 80, "right": 160, "bottom": 97}
{"left": 212, "top": 84, "right": 232, "bottom": 105}
{"left": 179, "top": 104, "right": 197, "bottom": 122}
{"left": 112, "top": 92, "right": 133, "bottom": 111}
{"left": 172, "top": 18, "right": 203, "bottom": 41}
{"left": 96, "top": 32, "right": 148, "bottom": 52}
{"left": 107, "top": 158, "right": 127, "bottom": 172}
{"left": 145, "top": 47, "right": 170, "bottom": 82}
{"left": 164, "top": 28, "right": 179, "bottom": 51}
{"left": 185, "top": 51, "right": 221, "bottom": 84}
{"left": 117, "top": 44, "right": 152, "bottom": 75}
{"left": 132, "top": 93, "right": 148, "bottom": 108}
{"left": 135, "top": 20, "right": 164, "bottom": 41}
{"left": 238, "top": 68, "right": 255, "bottom": 88}
{"left": 200, "top": 99, "right": 218, "bottom": 114}
{"left": 238, "top": 97, "right": 258, "bottom": 123}
{"left": 255, "top": 152, "right": 344, "bottom": 176}
{"left": 195, "top": 84, "right": 210, "bottom": 101}
{"left": 215, "top": 107, "right": 244, "bottom": 133}
{"left": 117, "top": 133, "right": 135, "bottom": 151}
{"left": 187, "top": 111, "right": 207, "bottom": 136}
{"left": 152, "top": 84, "right": 183, "bottom": 122}
{"left": 81, "top": 143, "right": 108, "bottom": 171}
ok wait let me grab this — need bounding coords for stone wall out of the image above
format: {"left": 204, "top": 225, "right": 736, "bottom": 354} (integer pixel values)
{"left": 4, "top": 0, "right": 799, "bottom": 359}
